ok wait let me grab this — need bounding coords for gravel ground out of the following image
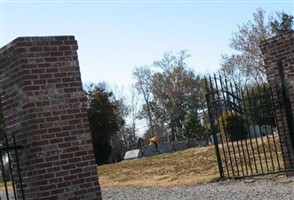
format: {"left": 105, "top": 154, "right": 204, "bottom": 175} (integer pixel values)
{"left": 102, "top": 174, "right": 294, "bottom": 200}
{"left": 0, "top": 190, "right": 15, "bottom": 200}
{"left": 1, "top": 174, "right": 293, "bottom": 199}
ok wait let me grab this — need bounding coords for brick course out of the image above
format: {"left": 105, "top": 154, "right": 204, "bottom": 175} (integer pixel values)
{"left": 260, "top": 31, "right": 294, "bottom": 169}
{"left": 0, "top": 36, "right": 102, "bottom": 199}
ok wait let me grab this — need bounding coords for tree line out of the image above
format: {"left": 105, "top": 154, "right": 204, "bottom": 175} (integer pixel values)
{"left": 87, "top": 9, "right": 293, "bottom": 165}
{"left": 0, "top": 9, "right": 292, "bottom": 165}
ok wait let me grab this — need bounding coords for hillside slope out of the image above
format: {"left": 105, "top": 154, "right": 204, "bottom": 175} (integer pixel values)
{"left": 98, "top": 145, "right": 219, "bottom": 188}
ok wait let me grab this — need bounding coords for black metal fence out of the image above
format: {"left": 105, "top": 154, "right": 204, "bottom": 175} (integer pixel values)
{"left": 0, "top": 134, "right": 24, "bottom": 200}
{"left": 205, "top": 75, "right": 294, "bottom": 178}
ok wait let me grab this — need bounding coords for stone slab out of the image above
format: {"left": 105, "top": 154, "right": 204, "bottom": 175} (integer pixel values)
{"left": 124, "top": 149, "right": 142, "bottom": 160}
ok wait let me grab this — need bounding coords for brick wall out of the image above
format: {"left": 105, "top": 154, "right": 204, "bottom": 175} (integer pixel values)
{"left": 260, "top": 31, "right": 294, "bottom": 169}
{"left": 0, "top": 36, "right": 102, "bottom": 199}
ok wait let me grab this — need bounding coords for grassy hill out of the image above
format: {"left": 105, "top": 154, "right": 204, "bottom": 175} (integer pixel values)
{"left": 98, "top": 133, "right": 285, "bottom": 188}
{"left": 97, "top": 145, "right": 219, "bottom": 188}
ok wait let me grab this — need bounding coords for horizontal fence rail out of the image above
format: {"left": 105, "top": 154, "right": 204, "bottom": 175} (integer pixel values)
{"left": 205, "top": 75, "right": 294, "bottom": 178}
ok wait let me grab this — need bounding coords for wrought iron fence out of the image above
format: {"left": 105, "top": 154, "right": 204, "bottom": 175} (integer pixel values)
{"left": 205, "top": 74, "right": 294, "bottom": 178}
{"left": 0, "top": 134, "right": 24, "bottom": 200}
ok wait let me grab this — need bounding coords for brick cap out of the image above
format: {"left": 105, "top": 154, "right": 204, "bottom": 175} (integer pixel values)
{"left": 0, "top": 35, "right": 76, "bottom": 53}
{"left": 260, "top": 31, "right": 294, "bottom": 47}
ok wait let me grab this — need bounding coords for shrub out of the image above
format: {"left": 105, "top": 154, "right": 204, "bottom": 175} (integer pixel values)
{"left": 218, "top": 112, "right": 247, "bottom": 142}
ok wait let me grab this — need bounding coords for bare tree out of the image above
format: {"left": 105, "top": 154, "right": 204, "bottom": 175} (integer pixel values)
{"left": 152, "top": 51, "right": 203, "bottom": 139}
{"left": 219, "top": 8, "right": 272, "bottom": 86}
{"left": 129, "top": 85, "right": 140, "bottom": 141}
{"left": 133, "top": 66, "right": 156, "bottom": 137}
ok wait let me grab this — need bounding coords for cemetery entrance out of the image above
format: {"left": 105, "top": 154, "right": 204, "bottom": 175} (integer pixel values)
{"left": 205, "top": 74, "right": 294, "bottom": 178}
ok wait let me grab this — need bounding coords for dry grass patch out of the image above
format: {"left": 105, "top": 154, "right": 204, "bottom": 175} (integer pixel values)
{"left": 98, "top": 145, "right": 219, "bottom": 188}
{"left": 98, "top": 134, "right": 286, "bottom": 188}
{"left": 219, "top": 133, "right": 285, "bottom": 176}
{"left": 0, "top": 182, "right": 12, "bottom": 191}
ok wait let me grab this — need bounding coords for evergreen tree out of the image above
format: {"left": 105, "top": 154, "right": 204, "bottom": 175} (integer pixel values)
{"left": 86, "top": 83, "right": 122, "bottom": 165}
{"left": 270, "top": 12, "right": 293, "bottom": 35}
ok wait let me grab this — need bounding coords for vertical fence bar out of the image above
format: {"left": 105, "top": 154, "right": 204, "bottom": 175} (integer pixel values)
{"left": 215, "top": 75, "right": 234, "bottom": 177}
{"left": 12, "top": 134, "right": 25, "bottom": 200}
{"left": 229, "top": 81, "right": 247, "bottom": 176}
{"left": 232, "top": 83, "right": 249, "bottom": 176}
{"left": 222, "top": 76, "right": 240, "bottom": 176}
{"left": 268, "top": 84, "right": 283, "bottom": 170}
{"left": 255, "top": 85, "right": 270, "bottom": 172}
{"left": 5, "top": 134, "right": 18, "bottom": 199}
{"left": 240, "top": 87, "right": 257, "bottom": 175}
{"left": 205, "top": 76, "right": 224, "bottom": 178}
{"left": 251, "top": 87, "right": 265, "bottom": 173}
{"left": 0, "top": 145, "right": 9, "bottom": 199}
{"left": 275, "top": 82, "right": 293, "bottom": 168}
{"left": 260, "top": 84, "right": 275, "bottom": 172}
{"left": 227, "top": 81, "right": 243, "bottom": 176}
{"left": 246, "top": 87, "right": 264, "bottom": 174}
{"left": 214, "top": 75, "right": 232, "bottom": 177}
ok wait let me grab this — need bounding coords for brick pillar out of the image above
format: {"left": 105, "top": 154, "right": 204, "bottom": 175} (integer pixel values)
{"left": 0, "top": 36, "right": 102, "bottom": 199}
{"left": 260, "top": 31, "right": 294, "bottom": 169}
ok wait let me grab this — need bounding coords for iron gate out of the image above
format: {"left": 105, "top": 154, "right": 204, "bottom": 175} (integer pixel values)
{"left": 205, "top": 74, "right": 294, "bottom": 178}
{"left": 0, "top": 134, "right": 24, "bottom": 200}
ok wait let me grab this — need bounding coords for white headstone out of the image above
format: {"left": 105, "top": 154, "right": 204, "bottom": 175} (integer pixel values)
{"left": 123, "top": 149, "right": 142, "bottom": 160}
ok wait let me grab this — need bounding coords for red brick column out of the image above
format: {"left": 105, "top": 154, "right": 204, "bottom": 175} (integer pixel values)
{"left": 260, "top": 31, "right": 294, "bottom": 169}
{"left": 0, "top": 36, "right": 102, "bottom": 199}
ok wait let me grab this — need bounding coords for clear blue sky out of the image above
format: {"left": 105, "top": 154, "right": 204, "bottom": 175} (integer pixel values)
{"left": 1, "top": 0, "right": 293, "bottom": 89}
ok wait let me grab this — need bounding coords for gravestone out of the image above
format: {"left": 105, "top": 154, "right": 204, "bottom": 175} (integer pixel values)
{"left": 249, "top": 125, "right": 262, "bottom": 138}
{"left": 124, "top": 149, "right": 142, "bottom": 160}
{"left": 260, "top": 125, "right": 274, "bottom": 136}
{"left": 174, "top": 141, "right": 187, "bottom": 151}
{"left": 158, "top": 142, "right": 174, "bottom": 153}
{"left": 142, "top": 145, "right": 160, "bottom": 157}
{"left": 187, "top": 138, "right": 197, "bottom": 148}
{"left": 198, "top": 139, "right": 208, "bottom": 147}
{"left": 209, "top": 133, "right": 221, "bottom": 145}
